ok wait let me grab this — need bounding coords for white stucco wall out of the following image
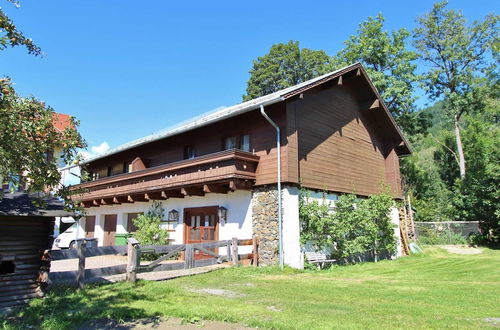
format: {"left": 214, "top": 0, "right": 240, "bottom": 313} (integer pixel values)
{"left": 391, "top": 207, "right": 403, "bottom": 257}
{"left": 84, "top": 190, "right": 253, "bottom": 253}
{"left": 282, "top": 186, "right": 302, "bottom": 269}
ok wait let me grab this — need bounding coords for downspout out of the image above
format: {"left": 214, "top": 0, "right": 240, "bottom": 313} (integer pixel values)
{"left": 259, "top": 105, "right": 283, "bottom": 270}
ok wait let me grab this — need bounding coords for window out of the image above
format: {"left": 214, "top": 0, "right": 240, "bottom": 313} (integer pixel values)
{"left": 241, "top": 134, "right": 250, "bottom": 152}
{"left": 0, "top": 260, "right": 15, "bottom": 275}
{"left": 224, "top": 136, "right": 237, "bottom": 150}
{"left": 184, "top": 145, "right": 195, "bottom": 159}
{"left": 223, "top": 134, "right": 250, "bottom": 151}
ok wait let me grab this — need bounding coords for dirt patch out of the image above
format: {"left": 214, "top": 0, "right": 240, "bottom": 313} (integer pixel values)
{"left": 440, "top": 245, "right": 482, "bottom": 255}
{"left": 484, "top": 317, "right": 500, "bottom": 327}
{"left": 189, "top": 288, "right": 246, "bottom": 298}
{"left": 78, "top": 316, "right": 253, "bottom": 329}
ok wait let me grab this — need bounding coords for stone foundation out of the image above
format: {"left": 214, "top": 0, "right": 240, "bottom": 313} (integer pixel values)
{"left": 251, "top": 185, "right": 279, "bottom": 266}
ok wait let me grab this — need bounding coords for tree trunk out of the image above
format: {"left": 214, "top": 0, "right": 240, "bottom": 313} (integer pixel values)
{"left": 454, "top": 116, "right": 466, "bottom": 178}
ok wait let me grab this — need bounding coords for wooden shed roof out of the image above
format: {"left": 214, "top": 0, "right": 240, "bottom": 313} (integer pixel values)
{"left": 0, "top": 192, "right": 73, "bottom": 217}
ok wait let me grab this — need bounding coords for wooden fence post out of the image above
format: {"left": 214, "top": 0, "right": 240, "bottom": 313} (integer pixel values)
{"left": 231, "top": 237, "right": 238, "bottom": 266}
{"left": 226, "top": 241, "right": 231, "bottom": 262}
{"left": 252, "top": 237, "right": 258, "bottom": 267}
{"left": 126, "top": 238, "right": 140, "bottom": 283}
{"left": 185, "top": 244, "right": 194, "bottom": 269}
{"left": 76, "top": 239, "right": 86, "bottom": 290}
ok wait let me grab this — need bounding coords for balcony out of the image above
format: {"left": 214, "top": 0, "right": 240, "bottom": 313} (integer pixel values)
{"left": 71, "top": 150, "right": 259, "bottom": 207}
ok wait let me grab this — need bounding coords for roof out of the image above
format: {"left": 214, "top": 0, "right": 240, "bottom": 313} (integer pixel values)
{"left": 83, "top": 63, "right": 410, "bottom": 163}
{"left": 52, "top": 113, "right": 72, "bottom": 132}
{"left": 0, "top": 192, "right": 73, "bottom": 217}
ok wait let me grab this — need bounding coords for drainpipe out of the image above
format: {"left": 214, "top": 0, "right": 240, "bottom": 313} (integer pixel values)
{"left": 259, "top": 105, "right": 283, "bottom": 270}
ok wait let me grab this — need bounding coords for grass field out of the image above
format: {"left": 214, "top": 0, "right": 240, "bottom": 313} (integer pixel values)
{"left": 2, "top": 247, "right": 499, "bottom": 329}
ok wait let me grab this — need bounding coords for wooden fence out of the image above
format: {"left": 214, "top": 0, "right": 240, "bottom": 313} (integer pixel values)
{"left": 48, "top": 237, "right": 258, "bottom": 288}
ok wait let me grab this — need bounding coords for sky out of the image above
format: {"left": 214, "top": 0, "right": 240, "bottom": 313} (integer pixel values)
{"left": 2, "top": 0, "right": 498, "bottom": 157}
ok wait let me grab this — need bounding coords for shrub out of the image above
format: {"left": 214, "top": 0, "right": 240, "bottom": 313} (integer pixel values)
{"left": 133, "top": 201, "right": 169, "bottom": 246}
{"left": 300, "top": 190, "right": 396, "bottom": 263}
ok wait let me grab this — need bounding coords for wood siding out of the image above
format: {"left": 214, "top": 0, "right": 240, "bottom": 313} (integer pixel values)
{"left": 0, "top": 216, "right": 54, "bottom": 312}
{"left": 85, "top": 104, "right": 288, "bottom": 187}
{"left": 292, "top": 84, "right": 402, "bottom": 197}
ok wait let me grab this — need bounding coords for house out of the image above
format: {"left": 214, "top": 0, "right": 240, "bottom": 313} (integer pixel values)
{"left": 70, "top": 63, "right": 411, "bottom": 268}
{"left": 0, "top": 192, "right": 72, "bottom": 313}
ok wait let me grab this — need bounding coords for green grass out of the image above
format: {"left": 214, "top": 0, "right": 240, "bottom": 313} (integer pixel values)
{"left": 2, "top": 247, "right": 500, "bottom": 329}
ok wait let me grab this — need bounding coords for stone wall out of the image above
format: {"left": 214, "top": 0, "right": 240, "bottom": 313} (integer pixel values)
{"left": 251, "top": 185, "right": 279, "bottom": 266}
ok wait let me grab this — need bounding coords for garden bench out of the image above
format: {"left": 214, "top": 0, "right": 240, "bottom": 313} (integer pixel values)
{"left": 304, "top": 251, "right": 336, "bottom": 269}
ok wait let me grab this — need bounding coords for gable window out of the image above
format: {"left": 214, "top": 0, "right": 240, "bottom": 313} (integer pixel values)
{"left": 184, "top": 145, "right": 195, "bottom": 159}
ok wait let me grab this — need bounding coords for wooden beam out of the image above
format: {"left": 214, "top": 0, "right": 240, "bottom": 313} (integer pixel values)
{"left": 229, "top": 180, "right": 253, "bottom": 191}
{"left": 145, "top": 192, "right": 167, "bottom": 200}
{"left": 361, "top": 99, "right": 380, "bottom": 110}
{"left": 181, "top": 187, "right": 205, "bottom": 197}
{"left": 115, "top": 196, "right": 132, "bottom": 204}
{"left": 161, "top": 189, "right": 183, "bottom": 199}
{"left": 128, "top": 194, "right": 147, "bottom": 202}
{"left": 203, "top": 184, "right": 229, "bottom": 194}
{"left": 369, "top": 99, "right": 380, "bottom": 109}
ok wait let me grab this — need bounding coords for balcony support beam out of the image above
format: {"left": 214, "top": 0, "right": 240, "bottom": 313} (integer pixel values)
{"left": 181, "top": 187, "right": 205, "bottom": 197}
{"left": 203, "top": 184, "right": 229, "bottom": 194}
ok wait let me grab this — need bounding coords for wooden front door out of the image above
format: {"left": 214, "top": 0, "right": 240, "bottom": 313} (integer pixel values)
{"left": 85, "top": 216, "right": 96, "bottom": 238}
{"left": 103, "top": 214, "right": 117, "bottom": 246}
{"left": 184, "top": 207, "right": 219, "bottom": 259}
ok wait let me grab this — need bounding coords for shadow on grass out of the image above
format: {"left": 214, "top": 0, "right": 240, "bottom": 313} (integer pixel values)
{"left": 2, "top": 281, "right": 162, "bottom": 330}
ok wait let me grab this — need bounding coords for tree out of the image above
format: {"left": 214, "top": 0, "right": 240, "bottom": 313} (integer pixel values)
{"left": 0, "top": 78, "right": 84, "bottom": 195}
{"left": 413, "top": 1, "right": 498, "bottom": 178}
{"left": 337, "top": 13, "right": 421, "bottom": 134}
{"left": 0, "top": 1, "right": 85, "bottom": 199}
{"left": 0, "top": 1, "right": 41, "bottom": 55}
{"left": 243, "top": 41, "right": 336, "bottom": 101}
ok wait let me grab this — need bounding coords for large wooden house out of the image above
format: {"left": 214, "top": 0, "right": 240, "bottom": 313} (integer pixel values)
{"left": 71, "top": 63, "right": 411, "bottom": 268}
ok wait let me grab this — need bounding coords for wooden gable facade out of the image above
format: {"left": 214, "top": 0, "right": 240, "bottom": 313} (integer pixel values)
{"left": 73, "top": 63, "right": 410, "bottom": 206}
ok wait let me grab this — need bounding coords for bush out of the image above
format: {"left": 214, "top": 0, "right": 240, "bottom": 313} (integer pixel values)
{"left": 300, "top": 190, "right": 396, "bottom": 263}
{"left": 133, "top": 201, "right": 169, "bottom": 246}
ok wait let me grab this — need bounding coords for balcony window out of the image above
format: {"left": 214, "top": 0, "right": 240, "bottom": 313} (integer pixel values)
{"left": 184, "top": 145, "right": 196, "bottom": 159}
{"left": 224, "top": 134, "right": 250, "bottom": 151}
{"left": 224, "top": 136, "right": 237, "bottom": 150}
{"left": 241, "top": 134, "right": 250, "bottom": 152}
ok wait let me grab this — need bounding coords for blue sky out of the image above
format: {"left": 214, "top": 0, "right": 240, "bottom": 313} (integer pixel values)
{"left": 1, "top": 0, "right": 498, "bottom": 156}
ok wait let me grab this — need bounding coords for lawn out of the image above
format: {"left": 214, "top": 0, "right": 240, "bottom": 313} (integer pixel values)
{"left": 2, "top": 247, "right": 499, "bottom": 329}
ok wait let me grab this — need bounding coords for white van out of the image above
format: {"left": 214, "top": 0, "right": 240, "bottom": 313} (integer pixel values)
{"left": 53, "top": 222, "right": 81, "bottom": 249}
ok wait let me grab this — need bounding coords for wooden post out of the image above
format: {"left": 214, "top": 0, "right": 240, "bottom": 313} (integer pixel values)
{"left": 126, "top": 238, "right": 140, "bottom": 283}
{"left": 76, "top": 239, "right": 86, "bottom": 290}
{"left": 185, "top": 244, "right": 194, "bottom": 269}
{"left": 226, "top": 241, "right": 231, "bottom": 262}
{"left": 231, "top": 237, "right": 238, "bottom": 266}
{"left": 252, "top": 237, "right": 258, "bottom": 267}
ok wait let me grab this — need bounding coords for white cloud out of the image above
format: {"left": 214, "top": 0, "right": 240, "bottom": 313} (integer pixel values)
{"left": 79, "top": 141, "right": 111, "bottom": 160}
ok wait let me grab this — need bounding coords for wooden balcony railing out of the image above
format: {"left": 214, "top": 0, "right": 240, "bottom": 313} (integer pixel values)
{"left": 71, "top": 150, "right": 259, "bottom": 206}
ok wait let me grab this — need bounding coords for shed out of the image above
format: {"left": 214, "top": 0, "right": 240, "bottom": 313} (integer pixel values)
{"left": 0, "top": 192, "right": 72, "bottom": 314}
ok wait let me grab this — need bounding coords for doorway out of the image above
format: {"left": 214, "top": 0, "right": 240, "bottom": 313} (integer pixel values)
{"left": 184, "top": 206, "right": 219, "bottom": 259}
{"left": 103, "top": 214, "right": 117, "bottom": 246}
